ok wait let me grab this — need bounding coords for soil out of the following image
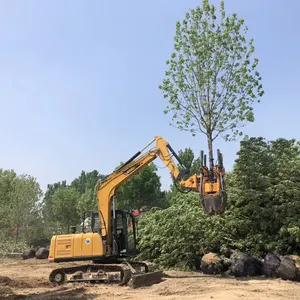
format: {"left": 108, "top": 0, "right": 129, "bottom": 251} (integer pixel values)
{"left": 0, "top": 258, "right": 300, "bottom": 299}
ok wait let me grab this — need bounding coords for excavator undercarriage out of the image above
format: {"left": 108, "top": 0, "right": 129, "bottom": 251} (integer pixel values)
{"left": 49, "top": 261, "right": 163, "bottom": 288}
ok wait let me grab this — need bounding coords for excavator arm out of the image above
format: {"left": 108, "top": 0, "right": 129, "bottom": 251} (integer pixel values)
{"left": 96, "top": 136, "right": 226, "bottom": 255}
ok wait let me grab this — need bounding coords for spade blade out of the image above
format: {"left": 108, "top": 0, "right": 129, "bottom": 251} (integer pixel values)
{"left": 201, "top": 193, "right": 227, "bottom": 215}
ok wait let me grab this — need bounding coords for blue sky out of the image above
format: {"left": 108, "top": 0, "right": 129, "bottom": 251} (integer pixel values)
{"left": 0, "top": 0, "right": 299, "bottom": 192}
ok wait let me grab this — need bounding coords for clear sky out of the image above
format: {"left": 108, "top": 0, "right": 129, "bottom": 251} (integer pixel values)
{"left": 0, "top": 0, "right": 299, "bottom": 192}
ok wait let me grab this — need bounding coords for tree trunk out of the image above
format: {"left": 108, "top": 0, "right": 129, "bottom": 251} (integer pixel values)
{"left": 207, "top": 131, "right": 214, "bottom": 181}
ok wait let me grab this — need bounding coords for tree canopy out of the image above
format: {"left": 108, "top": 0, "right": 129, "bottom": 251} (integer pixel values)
{"left": 159, "top": 0, "right": 264, "bottom": 163}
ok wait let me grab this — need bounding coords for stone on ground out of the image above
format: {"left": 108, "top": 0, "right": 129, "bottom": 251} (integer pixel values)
{"left": 277, "top": 256, "right": 297, "bottom": 280}
{"left": 22, "top": 247, "right": 36, "bottom": 260}
{"left": 289, "top": 255, "right": 300, "bottom": 280}
{"left": 35, "top": 247, "right": 49, "bottom": 259}
{"left": 229, "top": 251, "right": 262, "bottom": 277}
{"left": 262, "top": 253, "right": 281, "bottom": 278}
{"left": 201, "top": 252, "right": 226, "bottom": 274}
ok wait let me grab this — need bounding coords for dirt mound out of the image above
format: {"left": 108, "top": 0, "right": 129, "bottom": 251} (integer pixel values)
{"left": 0, "top": 286, "right": 14, "bottom": 297}
{"left": 0, "top": 276, "right": 48, "bottom": 289}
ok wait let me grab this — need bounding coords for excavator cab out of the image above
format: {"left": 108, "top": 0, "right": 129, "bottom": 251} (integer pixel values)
{"left": 90, "top": 210, "right": 138, "bottom": 257}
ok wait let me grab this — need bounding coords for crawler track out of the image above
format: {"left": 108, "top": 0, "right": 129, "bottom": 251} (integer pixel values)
{"left": 48, "top": 261, "right": 162, "bottom": 288}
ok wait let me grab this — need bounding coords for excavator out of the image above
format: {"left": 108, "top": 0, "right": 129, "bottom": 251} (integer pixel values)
{"left": 48, "top": 136, "right": 226, "bottom": 288}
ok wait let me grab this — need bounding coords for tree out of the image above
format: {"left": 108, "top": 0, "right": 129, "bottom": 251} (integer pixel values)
{"left": 177, "top": 148, "right": 201, "bottom": 178}
{"left": 168, "top": 148, "right": 201, "bottom": 200}
{"left": 42, "top": 181, "right": 67, "bottom": 221}
{"left": 77, "top": 188, "right": 98, "bottom": 216}
{"left": 225, "top": 137, "right": 300, "bottom": 255}
{"left": 42, "top": 170, "right": 106, "bottom": 232}
{"left": 159, "top": 0, "right": 264, "bottom": 167}
{"left": 70, "top": 170, "right": 106, "bottom": 195}
{"left": 70, "top": 170, "right": 106, "bottom": 216}
{"left": 115, "top": 163, "right": 169, "bottom": 210}
{"left": 52, "top": 187, "right": 81, "bottom": 233}
{"left": 0, "top": 169, "right": 43, "bottom": 244}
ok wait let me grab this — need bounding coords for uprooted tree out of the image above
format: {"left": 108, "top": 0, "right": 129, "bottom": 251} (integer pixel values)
{"left": 159, "top": 0, "right": 264, "bottom": 166}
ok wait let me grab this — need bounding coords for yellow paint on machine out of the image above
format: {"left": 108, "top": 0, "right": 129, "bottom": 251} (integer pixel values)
{"left": 48, "top": 232, "right": 104, "bottom": 261}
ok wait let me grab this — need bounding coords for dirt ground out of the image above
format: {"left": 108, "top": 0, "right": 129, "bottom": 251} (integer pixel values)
{"left": 1, "top": 258, "right": 300, "bottom": 300}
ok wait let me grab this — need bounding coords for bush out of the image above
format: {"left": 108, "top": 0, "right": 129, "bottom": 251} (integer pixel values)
{"left": 136, "top": 137, "right": 300, "bottom": 270}
{"left": 0, "top": 237, "right": 27, "bottom": 257}
{"left": 137, "top": 192, "right": 228, "bottom": 270}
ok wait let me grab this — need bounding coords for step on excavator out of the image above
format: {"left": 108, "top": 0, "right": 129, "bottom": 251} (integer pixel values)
{"left": 48, "top": 136, "right": 226, "bottom": 288}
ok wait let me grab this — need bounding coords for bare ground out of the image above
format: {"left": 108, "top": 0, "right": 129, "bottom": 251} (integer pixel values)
{"left": 0, "top": 258, "right": 300, "bottom": 300}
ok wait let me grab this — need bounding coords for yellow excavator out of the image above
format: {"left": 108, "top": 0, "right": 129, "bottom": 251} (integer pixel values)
{"left": 48, "top": 136, "right": 226, "bottom": 288}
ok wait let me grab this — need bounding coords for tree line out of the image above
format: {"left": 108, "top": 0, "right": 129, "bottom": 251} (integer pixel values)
{"left": 0, "top": 158, "right": 171, "bottom": 252}
{"left": 2, "top": 136, "right": 300, "bottom": 268}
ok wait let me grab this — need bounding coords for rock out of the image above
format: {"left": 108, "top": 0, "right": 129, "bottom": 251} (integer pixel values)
{"left": 201, "top": 252, "right": 226, "bottom": 274}
{"left": 22, "top": 247, "right": 36, "bottom": 260}
{"left": 262, "top": 253, "right": 281, "bottom": 278}
{"left": 289, "top": 255, "right": 300, "bottom": 269}
{"left": 277, "top": 256, "right": 297, "bottom": 280}
{"left": 289, "top": 255, "right": 300, "bottom": 281}
{"left": 35, "top": 247, "right": 49, "bottom": 259}
{"left": 230, "top": 251, "right": 262, "bottom": 277}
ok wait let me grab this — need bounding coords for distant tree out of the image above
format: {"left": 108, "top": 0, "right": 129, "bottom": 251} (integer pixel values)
{"left": 115, "top": 163, "right": 169, "bottom": 210}
{"left": 159, "top": 0, "right": 264, "bottom": 168}
{"left": 52, "top": 187, "right": 81, "bottom": 232}
{"left": 70, "top": 170, "right": 106, "bottom": 194}
{"left": 168, "top": 148, "right": 201, "bottom": 200}
{"left": 177, "top": 148, "right": 201, "bottom": 178}
{"left": 77, "top": 188, "right": 98, "bottom": 216}
{"left": 42, "top": 170, "right": 106, "bottom": 229}
{"left": 42, "top": 181, "right": 67, "bottom": 221}
{"left": 216, "top": 137, "right": 300, "bottom": 256}
{"left": 0, "top": 169, "right": 42, "bottom": 243}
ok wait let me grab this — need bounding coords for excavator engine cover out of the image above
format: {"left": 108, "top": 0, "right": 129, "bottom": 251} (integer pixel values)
{"left": 201, "top": 192, "right": 227, "bottom": 215}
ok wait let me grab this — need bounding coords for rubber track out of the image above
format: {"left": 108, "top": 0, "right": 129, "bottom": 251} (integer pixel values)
{"left": 49, "top": 263, "right": 132, "bottom": 285}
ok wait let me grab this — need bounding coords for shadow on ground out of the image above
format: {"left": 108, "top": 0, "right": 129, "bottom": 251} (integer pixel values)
{"left": 162, "top": 272, "right": 277, "bottom": 281}
{"left": 0, "top": 286, "right": 98, "bottom": 300}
